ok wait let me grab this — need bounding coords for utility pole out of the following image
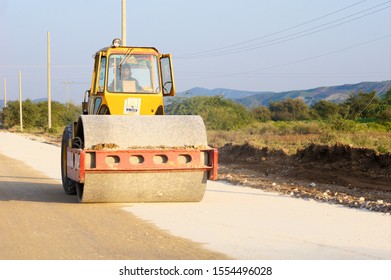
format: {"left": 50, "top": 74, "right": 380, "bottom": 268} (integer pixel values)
{"left": 62, "top": 81, "right": 75, "bottom": 104}
{"left": 3, "top": 78, "right": 5, "bottom": 108}
{"left": 122, "top": 0, "right": 127, "bottom": 45}
{"left": 47, "top": 31, "right": 52, "bottom": 129}
{"left": 18, "top": 70, "right": 23, "bottom": 132}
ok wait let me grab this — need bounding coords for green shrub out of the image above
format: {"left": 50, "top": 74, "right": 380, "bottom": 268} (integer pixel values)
{"left": 0, "top": 100, "right": 81, "bottom": 130}
{"left": 166, "top": 96, "right": 255, "bottom": 130}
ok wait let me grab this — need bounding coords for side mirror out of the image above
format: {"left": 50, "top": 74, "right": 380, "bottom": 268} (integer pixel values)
{"left": 82, "top": 90, "right": 89, "bottom": 114}
{"left": 160, "top": 55, "right": 176, "bottom": 97}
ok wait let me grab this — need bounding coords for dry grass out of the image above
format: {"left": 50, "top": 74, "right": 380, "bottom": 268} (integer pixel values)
{"left": 208, "top": 121, "right": 391, "bottom": 154}
{"left": 8, "top": 120, "right": 391, "bottom": 155}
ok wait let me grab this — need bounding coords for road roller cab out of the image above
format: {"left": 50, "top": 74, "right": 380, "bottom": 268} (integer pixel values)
{"left": 82, "top": 38, "right": 175, "bottom": 116}
{"left": 61, "top": 39, "right": 218, "bottom": 203}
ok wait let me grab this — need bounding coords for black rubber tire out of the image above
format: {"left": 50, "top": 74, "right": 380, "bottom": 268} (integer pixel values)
{"left": 76, "top": 182, "right": 84, "bottom": 202}
{"left": 61, "top": 125, "right": 77, "bottom": 195}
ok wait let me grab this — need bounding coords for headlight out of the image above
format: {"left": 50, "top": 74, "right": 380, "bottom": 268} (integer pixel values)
{"left": 112, "top": 38, "right": 122, "bottom": 48}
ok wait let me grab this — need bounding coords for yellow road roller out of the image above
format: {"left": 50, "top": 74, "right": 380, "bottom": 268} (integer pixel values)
{"left": 61, "top": 39, "right": 218, "bottom": 203}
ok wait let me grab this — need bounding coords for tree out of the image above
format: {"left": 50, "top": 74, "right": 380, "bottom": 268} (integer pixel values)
{"left": 251, "top": 105, "right": 271, "bottom": 122}
{"left": 381, "top": 88, "right": 391, "bottom": 105}
{"left": 269, "top": 98, "right": 311, "bottom": 121}
{"left": 0, "top": 101, "right": 20, "bottom": 128}
{"left": 0, "top": 100, "right": 81, "bottom": 131}
{"left": 22, "top": 99, "right": 39, "bottom": 128}
{"left": 340, "top": 91, "right": 380, "bottom": 120}
{"left": 166, "top": 96, "right": 255, "bottom": 130}
{"left": 312, "top": 100, "right": 339, "bottom": 119}
{"left": 377, "top": 88, "right": 391, "bottom": 122}
{"left": 35, "top": 101, "right": 81, "bottom": 129}
{"left": 378, "top": 106, "right": 391, "bottom": 122}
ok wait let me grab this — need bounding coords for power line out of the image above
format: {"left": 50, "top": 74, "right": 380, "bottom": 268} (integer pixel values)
{"left": 176, "top": 1, "right": 391, "bottom": 59}
{"left": 240, "top": 34, "right": 391, "bottom": 75}
{"left": 205, "top": 4, "right": 391, "bottom": 58}
{"left": 176, "top": 34, "right": 391, "bottom": 81}
{"left": 177, "top": 0, "right": 369, "bottom": 58}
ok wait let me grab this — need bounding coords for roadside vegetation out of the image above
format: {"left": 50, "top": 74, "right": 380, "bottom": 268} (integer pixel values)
{"left": 0, "top": 100, "right": 81, "bottom": 134}
{"left": 166, "top": 89, "right": 391, "bottom": 153}
{"left": 1, "top": 88, "right": 391, "bottom": 153}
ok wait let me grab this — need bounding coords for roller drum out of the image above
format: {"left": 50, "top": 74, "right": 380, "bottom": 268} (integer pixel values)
{"left": 74, "top": 115, "right": 210, "bottom": 203}
{"left": 76, "top": 115, "right": 208, "bottom": 149}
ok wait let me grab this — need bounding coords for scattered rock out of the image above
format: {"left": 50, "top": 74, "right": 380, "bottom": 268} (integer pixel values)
{"left": 91, "top": 143, "right": 120, "bottom": 150}
{"left": 309, "top": 182, "right": 316, "bottom": 188}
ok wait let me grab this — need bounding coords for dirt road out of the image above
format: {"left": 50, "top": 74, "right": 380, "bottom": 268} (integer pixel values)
{"left": 0, "top": 131, "right": 390, "bottom": 259}
{"left": 0, "top": 152, "right": 228, "bottom": 260}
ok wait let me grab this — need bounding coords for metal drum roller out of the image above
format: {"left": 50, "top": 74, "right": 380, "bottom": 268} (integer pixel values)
{"left": 72, "top": 115, "right": 211, "bottom": 203}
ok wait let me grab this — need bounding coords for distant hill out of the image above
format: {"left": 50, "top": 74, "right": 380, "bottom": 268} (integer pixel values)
{"left": 178, "top": 87, "right": 274, "bottom": 99}
{"left": 178, "top": 81, "right": 391, "bottom": 108}
{"left": 32, "top": 98, "right": 49, "bottom": 103}
{"left": 2, "top": 81, "right": 390, "bottom": 110}
{"left": 0, "top": 98, "right": 59, "bottom": 109}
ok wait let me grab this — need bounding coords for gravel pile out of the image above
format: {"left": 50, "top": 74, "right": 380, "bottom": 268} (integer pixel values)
{"left": 219, "top": 170, "right": 391, "bottom": 214}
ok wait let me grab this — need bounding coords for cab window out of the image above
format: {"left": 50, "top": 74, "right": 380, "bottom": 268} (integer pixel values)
{"left": 107, "top": 54, "right": 160, "bottom": 93}
{"left": 97, "top": 57, "right": 106, "bottom": 92}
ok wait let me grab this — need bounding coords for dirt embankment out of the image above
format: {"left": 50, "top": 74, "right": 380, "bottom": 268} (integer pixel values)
{"left": 218, "top": 142, "right": 391, "bottom": 213}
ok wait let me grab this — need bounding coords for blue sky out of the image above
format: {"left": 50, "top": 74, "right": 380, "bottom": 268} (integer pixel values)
{"left": 0, "top": 0, "right": 390, "bottom": 103}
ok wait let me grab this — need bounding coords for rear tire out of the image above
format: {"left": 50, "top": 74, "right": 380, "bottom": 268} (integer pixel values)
{"left": 76, "top": 183, "right": 84, "bottom": 202}
{"left": 61, "top": 125, "right": 77, "bottom": 195}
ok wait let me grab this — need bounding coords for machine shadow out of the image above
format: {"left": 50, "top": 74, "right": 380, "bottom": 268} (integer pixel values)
{"left": 0, "top": 180, "right": 78, "bottom": 204}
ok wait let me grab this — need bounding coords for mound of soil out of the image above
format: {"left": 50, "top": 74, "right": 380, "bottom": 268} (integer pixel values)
{"left": 218, "top": 142, "right": 391, "bottom": 213}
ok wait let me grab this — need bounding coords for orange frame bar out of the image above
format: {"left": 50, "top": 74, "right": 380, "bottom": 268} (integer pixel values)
{"left": 67, "top": 148, "right": 218, "bottom": 183}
